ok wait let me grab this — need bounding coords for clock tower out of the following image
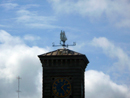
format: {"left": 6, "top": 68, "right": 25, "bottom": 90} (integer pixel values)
{"left": 38, "top": 31, "right": 89, "bottom": 98}
{"left": 38, "top": 48, "right": 89, "bottom": 98}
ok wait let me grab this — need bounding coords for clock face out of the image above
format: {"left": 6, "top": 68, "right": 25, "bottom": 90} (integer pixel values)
{"left": 52, "top": 78, "right": 71, "bottom": 97}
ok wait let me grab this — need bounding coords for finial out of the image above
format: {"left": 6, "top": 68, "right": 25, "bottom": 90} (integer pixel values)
{"left": 52, "top": 30, "right": 76, "bottom": 48}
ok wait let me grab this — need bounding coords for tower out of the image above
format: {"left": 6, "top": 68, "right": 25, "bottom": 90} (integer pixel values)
{"left": 38, "top": 48, "right": 89, "bottom": 98}
{"left": 38, "top": 31, "right": 89, "bottom": 98}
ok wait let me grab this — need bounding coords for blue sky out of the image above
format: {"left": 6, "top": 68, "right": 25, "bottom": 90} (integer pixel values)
{"left": 0, "top": 0, "right": 130, "bottom": 98}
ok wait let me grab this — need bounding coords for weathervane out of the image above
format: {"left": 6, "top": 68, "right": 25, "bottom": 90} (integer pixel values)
{"left": 52, "top": 30, "right": 76, "bottom": 48}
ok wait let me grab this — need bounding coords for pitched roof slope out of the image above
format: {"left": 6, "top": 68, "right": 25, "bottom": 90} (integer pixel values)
{"left": 39, "top": 48, "right": 84, "bottom": 56}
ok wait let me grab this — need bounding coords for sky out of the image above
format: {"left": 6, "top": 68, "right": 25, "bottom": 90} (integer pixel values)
{"left": 0, "top": 0, "right": 130, "bottom": 98}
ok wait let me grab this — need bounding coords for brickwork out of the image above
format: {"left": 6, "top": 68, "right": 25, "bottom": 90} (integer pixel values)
{"left": 38, "top": 49, "right": 89, "bottom": 98}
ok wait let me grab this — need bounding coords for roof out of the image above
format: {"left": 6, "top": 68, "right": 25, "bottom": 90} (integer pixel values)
{"left": 38, "top": 48, "right": 89, "bottom": 65}
{"left": 39, "top": 48, "right": 84, "bottom": 56}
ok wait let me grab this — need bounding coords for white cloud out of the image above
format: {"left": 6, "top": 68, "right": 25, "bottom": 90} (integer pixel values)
{"left": 85, "top": 70, "right": 130, "bottom": 98}
{"left": 16, "top": 9, "right": 58, "bottom": 29}
{"left": 48, "top": 0, "right": 130, "bottom": 28}
{"left": 115, "top": 19, "right": 130, "bottom": 28}
{"left": 21, "top": 4, "right": 39, "bottom": 10}
{"left": 26, "top": 23, "right": 60, "bottom": 29}
{"left": 0, "top": 30, "right": 23, "bottom": 46}
{"left": 0, "top": 24, "right": 9, "bottom": 27}
{"left": 24, "top": 35, "right": 40, "bottom": 41}
{"left": 0, "top": 30, "right": 48, "bottom": 98}
{"left": 0, "top": 3, "right": 18, "bottom": 10}
{"left": 49, "top": 0, "right": 107, "bottom": 17}
{"left": 91, "top": 37, "right": 130, "bottom": 71}
{"left": 0, "top": 3, "right": 60, "bottom": 29}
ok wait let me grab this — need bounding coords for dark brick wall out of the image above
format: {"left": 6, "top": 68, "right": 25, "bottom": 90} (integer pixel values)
{"left": 38, "top": 55, "right": 89, "bottom": 98}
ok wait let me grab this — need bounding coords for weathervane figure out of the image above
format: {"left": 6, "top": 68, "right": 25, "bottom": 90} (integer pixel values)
{"left": 52, "top": 30, "right": 76, "bottom": 48}
{"left": 60, "top": 30, "right": 67, "bottom": 46}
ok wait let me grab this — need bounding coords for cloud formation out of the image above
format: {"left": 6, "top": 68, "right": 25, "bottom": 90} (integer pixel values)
{"left": 16, "top": 9, "right": 58, "bottom": 29}
{"left": 49, "top": 0, "right": 130, "bottom": 27}
{"left": 0, "top": 30, "right": 47, "bottom": 98}
{"left": 85, "top": 70, "right": 130, "bottom": 98}
{"left": 0, "top": 3, "right": 18, "bottom": 10}
{"left": 91, "top": 37, "right": 130, "bottom": 71}
{"left": 24, "top": 35, "right": 41, "bottom": 41}
{"left": 0, "top": 2, "right": 59, "bottom": 29}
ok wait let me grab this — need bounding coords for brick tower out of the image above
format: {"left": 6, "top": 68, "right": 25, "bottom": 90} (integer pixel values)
{"left": 38, "top": 48, "right": 89, "bottom": 98}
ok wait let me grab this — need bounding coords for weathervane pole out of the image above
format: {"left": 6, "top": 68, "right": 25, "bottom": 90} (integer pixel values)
{"left": 52, "top": 30, "right": 76, "bottom": 48}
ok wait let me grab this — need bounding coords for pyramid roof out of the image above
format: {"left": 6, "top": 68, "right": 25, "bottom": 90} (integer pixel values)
{"left": 39, "top": 48, "right": 84, "bottom": 56}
